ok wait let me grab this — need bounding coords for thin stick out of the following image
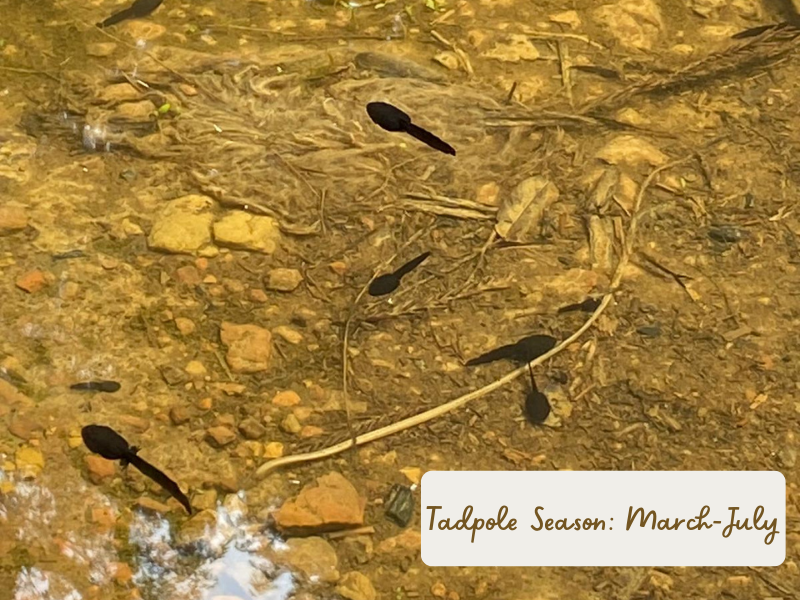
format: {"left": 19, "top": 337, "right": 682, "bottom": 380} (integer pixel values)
{"left": 255, "top": 159, "right": 693, "bottom": 480}
{"left": 341, "top": 227, "right": 430, "bottom": 454}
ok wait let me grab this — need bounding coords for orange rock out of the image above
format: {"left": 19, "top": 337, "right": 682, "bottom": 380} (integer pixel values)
{"left": 272, "top": 390, "right": 301, "bottom": 407}
{"left": 0, "top": 205, "right": 28, "bottom": 234}
{"left": 377, "top": 529, "right": 421, "bottom": 553}
{"left": 91, "top": 507, "right": 117, "bottom": 529}
{"left": 329, "top": 261, "right": 347, "bottom": 275}
{"left": 220, "top": 322, "right": 272, "bottom": 373}
{"left": 300, "top": 425, "right": 324, "bottom": 438}
{"left": 274, "top": 472, "right": 365, "bottom": 534}
{"left": 85, "top": 455, "right": 116, "bottom": 484}
{"left": 112, "top": 562, "right": 133, "bottom": 585}
{"left": 176, "top": 265, "right": 202, "bottom": 285}
{"left": 16, "top": 270, "right": 51, "bottom": 293}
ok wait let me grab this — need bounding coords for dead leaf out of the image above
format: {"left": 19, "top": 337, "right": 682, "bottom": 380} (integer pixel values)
{"left": 495, "top": 176, "right": 560, "bottom": 242}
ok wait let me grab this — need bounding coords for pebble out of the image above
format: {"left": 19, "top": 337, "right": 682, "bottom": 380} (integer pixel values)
{"left": 377, "top": 529, "right": 421, "bottom": 553}
{"left": 220, "top": 322, "right": 273, "bottom": 373}
{"left": 8, "top": 414, "right": 44, "bottom": 441}
{"left": 267, "top": 536, "right": 340, "bottom": 583}
{"left": 273, "top": 325, "right": 303, "bottom": 345}
{"left": 281, "top": 414, "right": 302, "bottom": 434}
{"left": 300, "top": 425, "right": 324, "bottom": 438}
{"left": 175, "top": 317, "right": 196, "bottom": 335}
{"left": 176, "top": 266, "right": 202, "bottom": 285}
{"left": 90, "top": 507, "right": 116, "bottom": 528}
{"left": 112, "top": 562, "right": 133, "bottom": 585}
{"left": 147, "top": 195, "right": 215, "bottom": 255}
{"left": 185, "top": 360, "right": 207, "bottom": 377}
{"left": 135, "top": 497, "right": 172, "bottom": 514}
{"left": 85, "top": 455, "right": 116, "bottom": 484}
{"left": 193, "top": 489, "right": 218, "bottom": 511}
{"left": 86, "top": 42, "right": 117, "bottom": 57}
{"left": 238, "top": 418, "right": 266, "bottom": 440}
{"left": 206, "top": 426, "right": 237, "bottom": 448}
{"left": 169, "top": 406, "right": 191, "bottom": 426}
{"left": 272, "top": 390, "right": 301, "bottom": 407}
{"left": 119, "top": 415, "right": 149, "bottom": 433}
{"left": 16, "top": 270, "right": 51, "bottom": 293}
{"left": 223, "top": 493, "right": 248, "bottom": 516}
{"left": 432, "top": 583, "right": 447, "bottom": 598}
{"left": 0, "top": 205, "right": 28, "bottom": 235}
{"left": 213, "top": 211, "right": 281, "bottom": 254}
{"left": 595, "top": 135, "right": 668, "bottom": 169}
{"left": 336, "top": 572, "right": 377, "bottom": 600}
{"left": 249, "top": 289, "right": 269, "bottom": 303}
{"left": 593, "top": 0, "right": 663, "bottom": 51}
{"left": 176, "top": 509, "right": 218, "bottom": 548}
{"left": 475, "top": 182, "right": 499, "bottom": 207}
{"left": 15, "top": 446, "right": 45, "bottom": 478}
{"left": 274, "top": 472, "right": 365, "bottom": 534}
{"left": 0, "top": 379, "right": 32, "bottom": 406}
{"left": 266, "top": 268, "right": 303, "bottom": 292}
{"left": 263, "top": 441, "right": 285, "bottom": 458}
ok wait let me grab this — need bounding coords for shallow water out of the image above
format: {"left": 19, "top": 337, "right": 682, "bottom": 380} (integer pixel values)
{"left": 2, "top": 0, "right": 800, "bottom": 598}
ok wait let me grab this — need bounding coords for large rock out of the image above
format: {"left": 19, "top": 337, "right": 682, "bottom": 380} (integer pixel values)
{"left": 274, "top": 472, "right": 365, "bottom": 534}
{"left": 220, "top": 322, "right": 273, "bottom": 373}
{"left": 213, "top": 211, "right": 281, "bottom": 254}
{"left": 147, "top": 195, "right": 215, "bottom": 255}
{"left": 337, "top": 572, "right": 377, "bottom": 600}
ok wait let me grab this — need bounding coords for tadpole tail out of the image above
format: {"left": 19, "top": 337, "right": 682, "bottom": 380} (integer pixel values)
{"left": 127, "top": 454, "right": 193, "bottom": 515}
{"left": 393, "top": 251, "right": 431, "bottom": 279}
{"left": 404, "top": 123, "right": 456, "bottom": 156}
{"left": 98, "top": 7, "right": 134, "bottom": 28}
{"left": 465, "top": 343, "right": 515, "bottom": 366}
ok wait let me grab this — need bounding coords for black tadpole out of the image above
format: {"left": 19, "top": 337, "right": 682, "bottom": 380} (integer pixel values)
{"left": 81, "top": 425, "right": 193, "bottom": 515}
{"left": 71, "top": 381, "right": 121, "bottom": 393}
{"left": 368, "top": 251, "right": 431, "bottom": 297}
{"left": 366, "top": 102, "right": 456, "bottom": 156}
{"left": 524, "top": 364, "right": 550, "bottom": 425}
{"left": 465, "top": 334, "right": 557, "bottom": 367}
{"left": 97, "top": 0, "right": 163, "bottom": 28}
{"left": 556, "top": 297, "right": 602, "bottom": 315}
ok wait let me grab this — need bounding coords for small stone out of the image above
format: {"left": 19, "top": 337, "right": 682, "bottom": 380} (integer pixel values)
{"left": 119, "top": 415, "right": 149, "bottom": 433}
{"left": 175, "top": 317, "right": 196, "bottom": 335}
{"left": 176, "top": 266, "right": 202, "bottom": 285}
{"left": 476, "top": 182, "right": 500, "bottom": 206}
{"left": 239, "top": 417, "right": 266, "bottom": 440}
{"left": 112, "top": 562, "right": 133, "bottom": 585}
{"left": 197, "top": 397, "right": 213, "bottom": 411}
{"left": 329, "top": 261, "right": 347, "bottom": 275}
{"left": 400, "top": 467, "right": 422, "bottom": 485}
{"left": 8, "top": 415, "right": 44, "bottom": 441}
{"left": 16, "top": 270, "right": 51, "bottom": 293}
{"left": 185, "top": 360, "right": 207, "bottom": 377}
{"left": 272, "top": 390, "right": 301, "bottom": 407}
{"left": 91, "top": 507, "right": 117, "bottom": 528}
{"left": 206, "top": 426, "right": 237, "bottom": 448}
{"left": 169, "top": 406, "right": 191, "bottom": 426}
{"left": 176, "top": 509, "right": 218, "bottom": 548}
{"left": 118, "top": 20, "right": 167, "bottom": 40}
{"left": 223, "top": 493, "right": 248, "bottom": 516}
{"left": 220, "top": 322, "right": 273, "bottom": 374}
{"left": 192, "top": 489, "right": 218, "bottom": 511}
{"left": 136, "top": 497, "right": 172, "bottom": 514}
{"left": 281, "top": 414, "right": 302, "bottom": 434}
{"left": 147, "top": 195, "right": 215, "bottom": 255}
{"left": 377, "top": 529, "right": 421, "bottom": 553}
{"left": 15, "top": 446, "right": 45, "bottom": 478}
{"left": 213, "top": 211, "right": 281, "bottom": 254}
{"left": 0, "top": 379, "right": 32, "bottom": 406}
{"left": 266, "top": 268, "right": 303, "bottom": 292}
{"left": 336, "top": 572, "right": 377, "bottom": 600}
{"left": 263, "top": 442, "right": 285, "bottom": 458}
{"left": 550, "top": 10, "right": 581, "bottom": 28}
{"left": 0, "top": 205, "right": 28, "bottom": 235}
{"left": 431, "top": 583, "right": 447, "bottom": 598}
{"left": 85, "top": 455, "right": 116, "bottom": 484}
{"left": 300, "top": 425, "right": 324, "bottom": 438}
{"left": 86, "top": 41, "right": 116, "bottom": 57}
{"left": 433, "top": 52, "right": 460, "bottom": 70}
{"left": 268, "top": 537, "right": 339, "bottom": 583}
{"left": 249, "top": 289, "right": 269, "bottom": 303}
{"left": 595, "top": 135, "right": 668, "bottom": 169}
{"left": 274, "top": 472, "right": 366, "bottom": 534}
{"left": 273, "top": 325, "right": 303, "bottom": 345}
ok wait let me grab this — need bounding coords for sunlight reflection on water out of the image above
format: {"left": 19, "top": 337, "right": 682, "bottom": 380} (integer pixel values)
{"left": 1, "top": 467, "right": 297, "bottom": 600}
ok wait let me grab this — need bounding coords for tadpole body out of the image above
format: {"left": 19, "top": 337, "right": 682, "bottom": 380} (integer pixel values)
{"left": 368, "top": 251, "right": 431, "bottom": 297}
{"left": 366, "top": 102, "right": 456, "bottom": 156}
{"left": 97, "top": 0, "right": 163, "bottom": 28}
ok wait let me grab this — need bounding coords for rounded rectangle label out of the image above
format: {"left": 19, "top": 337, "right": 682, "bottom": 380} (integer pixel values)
{"left": 420, "top": 471, "right": 785, "bottom": 567}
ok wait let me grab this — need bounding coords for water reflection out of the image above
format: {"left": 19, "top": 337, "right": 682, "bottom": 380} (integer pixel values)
{"left": 1, "top": 467, "right": 296, "bottom": 600}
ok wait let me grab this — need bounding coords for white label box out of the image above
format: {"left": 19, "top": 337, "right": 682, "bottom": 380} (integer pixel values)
{"left": 420, "top": 471, "right": 785, "bottom": 567}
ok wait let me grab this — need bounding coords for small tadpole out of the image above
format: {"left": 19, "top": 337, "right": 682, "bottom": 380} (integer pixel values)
{"left": 366, "top": 102, "right": 456, "bottom": 156}
{"left": 556, "top": 297, "right": 601, "bottom": 315}
{"left": 96, "top": 0, "right": 163, "bottom": 28}
{"left": 465, "top": 333, "right": 557, "bottom": 367}
{"left": 368, "top": 251, "right": 431, "bottom": 297}
{"left": 70, "top": 381, "right": 121, "bottom": 393}
{"left": 524, "top": 363, "right": 550, "bottom": 425}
